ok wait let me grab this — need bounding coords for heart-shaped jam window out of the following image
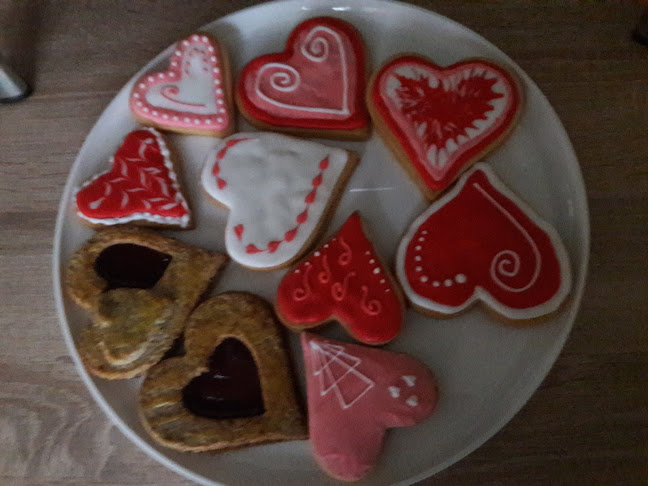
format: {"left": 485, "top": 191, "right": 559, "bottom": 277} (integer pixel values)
{"left": 94, "top": 243, "right": 172, "bottom": 290}
{"left": 182, "top": 338, "right": 265, "bottom": 419}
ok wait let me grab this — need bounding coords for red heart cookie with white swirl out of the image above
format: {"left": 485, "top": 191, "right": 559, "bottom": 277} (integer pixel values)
{"left": 237, "top": 17, "right": 370, "bottom": 140}
{"left": 201, "top": 132, "right": 359, "bottom": 270}
{"left": 368, "top": 55, "right": 523, "bottom": 199}
{"left": 395, "top": 164, "right": 571, "bottom": 321}
{"left": 276, "top": 212, "right": 404, "bottom": 345}
{"left": 129, "top": 33, "right": 234, "bottom": 137}
{"left": 301, "top": 333, "right": 438, "bottom": 481}
{"left": 75, "top": 128, "right": 191, "bottom": 229}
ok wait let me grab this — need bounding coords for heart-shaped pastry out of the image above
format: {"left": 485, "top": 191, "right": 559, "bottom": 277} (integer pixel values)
{"left": 201, "top": 132, "right": 359, "bottom": 270}
{"left": 129, "top": 33, "right": 234, "bottom": 137}
{"left": 395, "top": 164, "right": 571, "bottom": 321}
{"left": 301, "top": 332, "right": 438, "bottom": 481}
{"left": 368, "top": 55, "right": 523, "bottom": 199}
{"left": 66, "top": 227, "right": 228, "bottom": 379}
{"left": 237, "top": 17, "right": 370, "bottom": 139}
{"left": 139, "top": 293, "right": 306, "bottom": 452}
{"left": 276, "top": 212, "right": 405, "bottom": 344}
{"left": 75, "top": 128, "right": 191, "bottom": 229}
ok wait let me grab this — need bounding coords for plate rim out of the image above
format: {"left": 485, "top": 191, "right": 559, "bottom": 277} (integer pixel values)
{"left": 52, "top": 1, "right": 591, "bottom": 485}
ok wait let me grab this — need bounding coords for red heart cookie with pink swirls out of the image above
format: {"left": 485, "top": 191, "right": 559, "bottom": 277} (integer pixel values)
{"left": 237, "top": 17, "right": 369, "bottom": 139}
{"left": 395, "top": 164, "right": 571, "bottom": 321}
{"left": 301, "top": 332, "right": 438, "bottom": 481}
{"left": 276, "top": 212, "right": 404, "bottom": 345}
{"left": 75, "top": 128, "right": 191, "bottom": 228}
{"left": 369, "top": 55, "right": 523, "bottom": 199}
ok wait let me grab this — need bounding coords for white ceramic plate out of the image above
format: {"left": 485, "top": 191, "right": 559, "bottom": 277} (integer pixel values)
{"left": 53, "top": 1, "right": 590, "bottom": 485}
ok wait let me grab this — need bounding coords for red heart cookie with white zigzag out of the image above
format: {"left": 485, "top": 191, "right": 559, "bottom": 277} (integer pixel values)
{"left": 75, "top": 128, "right": 191, "bottom": 229}
{"left": 301, "top": 333, "right": 438, "bottom": 481}
{"left": 395, "top": 164, "right": 571, "bottom": 321}
{"left": 368, "top": 55, "right": 523, "bottom": 199}
{"left": 276, "top": 212, "right": 404, "bottom": 345}
{"left": 237, "top": 17, "right": 370, "bottom": 140}
{"left": 201, "top": 132, "right": 358, "bottom": 270}
{"left": 129, "top": 33, "right": 234, "bottom": 137}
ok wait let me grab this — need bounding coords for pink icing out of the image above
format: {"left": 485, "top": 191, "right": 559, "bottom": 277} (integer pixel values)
{"left": 129, "top": 33, "right": 231, "bottom": 134}
{"left": 301, "top": 333, "right": 438, "bottom": 481}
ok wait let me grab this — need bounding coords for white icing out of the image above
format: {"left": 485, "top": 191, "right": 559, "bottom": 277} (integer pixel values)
{"left": 402, "top": 375, "right": 416, "bottom": 387}
{"left": 201, "top": 132, "right": 350, "bottom": 268}
{"left": 395, "top": 163, "right": 572, "bottom": 320}
{"left": 388, "top": 386, "right": 400, "bottom": 398}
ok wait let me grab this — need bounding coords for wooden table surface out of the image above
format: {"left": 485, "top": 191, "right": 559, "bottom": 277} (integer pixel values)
{"left": 1, "top": 1, "right": 646, "bottom": 485}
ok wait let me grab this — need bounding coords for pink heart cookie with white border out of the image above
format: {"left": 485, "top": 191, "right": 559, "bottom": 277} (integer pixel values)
{"left": 201, "top": 132, "right": 358, "bottom": 270}
{"left": 129, "top": 33, "right": 234, "bottom": 137}
{"left": 395, "top": 163, "right": 571, "bottom": 321}
{"left": 301, "top": 332, "right": 438, "bottom": 481}
{"left": 75, "top": 128, "right": 191, "bottom": 229}
{"left": 237, "top": 17, "right": 370, "bottom": 140}
{"left": 369, "top": 55, "right": 523, "bottom": 199}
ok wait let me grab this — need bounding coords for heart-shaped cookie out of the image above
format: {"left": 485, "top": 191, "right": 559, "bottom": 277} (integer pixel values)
{"left": 75, "top": 128, "right": 191, "bottom": 229}
{"left": 237, "top": 17, "right": 370, "bottom": 139}
{"left": 395, "top": 164, "right": 571, "bottom": 321}
{"left": 139, "top": 293, "right": 306, "bottom": 452}
{"left": 129, "top": 33, "right": 234, "bottom": 137}
{"left": 201, "top": 132, "right": 359, "bottom": 270}
{"left": 66, "top": 227, "right": 228, "bottom": 379}
{"left": 276, "top": 212, "right": 405, "bottom": 344}
{"left": 368, "top": 55, "right": 523, "bottom": 199}
{"left": 301, "top": 333, "right": 438, "bottom": 481}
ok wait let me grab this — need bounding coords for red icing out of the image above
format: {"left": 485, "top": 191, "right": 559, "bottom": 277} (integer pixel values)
{"left": 238, "top": 17, "right": 369, "bottom": 132}
{"left": 75, "top": 129, "right": 189, "bottom": 225}
{"left": 403, "top": 167, "right": 565, "bottom": 312}
{"left": 276, "top": 213, "right": 404, "bottom": 344}
{"left": 301, "top": 333, "right": 438, "bottom": 481}
{"left": 371, "top": 56, "right": 522, "bottom": 192}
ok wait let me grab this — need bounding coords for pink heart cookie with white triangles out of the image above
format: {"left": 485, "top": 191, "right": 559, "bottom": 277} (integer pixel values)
{"left": 201, "top": 132, "right": 359, "bottom": 270}
{"left": 75, "top": 128, "right": 191, "bottom": 229}
{"left": 301, "top": 332, "right": 438, "bottom": 481}
{"left": 129, "top": 33, "right": 234, "bottom": 137}
{"left": 369, "top": 55, "right": 523, "bottom": 199}
{"left": 237, "top": 17, "right": 370, "bottom": 140}
{"left": 395, "top": 164, "right": 571, "bottom": 321}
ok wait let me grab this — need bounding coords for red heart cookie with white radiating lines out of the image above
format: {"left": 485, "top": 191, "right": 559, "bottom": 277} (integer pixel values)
{"left": 129, "top": 33, "right": 234, "bottom": 137}
{"left": 276, "top": 212, "right": 404, "bottom": 344}
{"left": 369, "top": 55, "right": 523, "bottom": 199}
{"left": 237, "top": 17, "right": 369, "bottom": 139}
{"left": 395, "top": 164, "right": 571, "bottom": 321}
{"left": 301, "top": 333, "right": 438, "bottom": 481}
{"left": 75, "top": 128, "right": 191, "bottom": 229}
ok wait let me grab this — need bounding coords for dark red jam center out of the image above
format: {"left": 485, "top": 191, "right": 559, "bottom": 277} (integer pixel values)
{"left": 94, "top": 243, "right": 171, "bottom": 290}
{"left": 182, "top": 338, "right": 265, "bottom": 419}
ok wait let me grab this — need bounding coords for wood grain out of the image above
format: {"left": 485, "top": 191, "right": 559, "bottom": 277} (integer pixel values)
{"left": 1, "top": 1, "right": 646, "bottom": 485}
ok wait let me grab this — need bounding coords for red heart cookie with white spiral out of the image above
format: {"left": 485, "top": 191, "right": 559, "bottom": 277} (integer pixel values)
{"left": 237, "top": 17, "right": 370, "bottom": 139}
{"left": 301, "top": 332, "right": 438, "bottom": 481}
{"left": 395, "top": 164, "right": 571, "bottom": 321}
{"left": 369, "top": 55, "right": 523, "bottom": 199}
{"left": 129, "top": 33, "right": 234, "bottom": 137}
{"left": 276, "top": 212, "right": 404, "bottom": 345}
{"left": 75, "top": 128, "right": 191, "bottom": 229}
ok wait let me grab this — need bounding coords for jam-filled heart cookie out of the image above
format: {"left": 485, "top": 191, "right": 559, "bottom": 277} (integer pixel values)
{"left": 275, "top": 212, "right": 405, "bottom": 345}
{"left": 395, "top": 163, "right": 571, "bottom": 322}
{"left": 66, "top": 227, "right": 228, "bottom": 379}
{"left": 74, "top": 128, "right": 192, "bottom": 229}
{"left": 139, "top": 292, "right": 306, "bottom": 452}
{"left": 301, "top": 333, "right": 438, "bottom": 481}
{"left": 237, "top": 17, "right": 370, "bottom": 140}
{"left": 129, "top": 32, "right": 234, "bottom": 137}
{"left": 201, "top": 132, "right": 359, "bottom": 270}
{"left": 368, "top": 55, "right": 523, "bottom": 199}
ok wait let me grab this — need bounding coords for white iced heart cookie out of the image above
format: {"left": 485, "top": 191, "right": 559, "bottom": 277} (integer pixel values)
{"left": 129, "top": 33, "right": 234, "bottom": 137}
{"left": 201, "top": 132, "right": 359, "bottom": 270}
